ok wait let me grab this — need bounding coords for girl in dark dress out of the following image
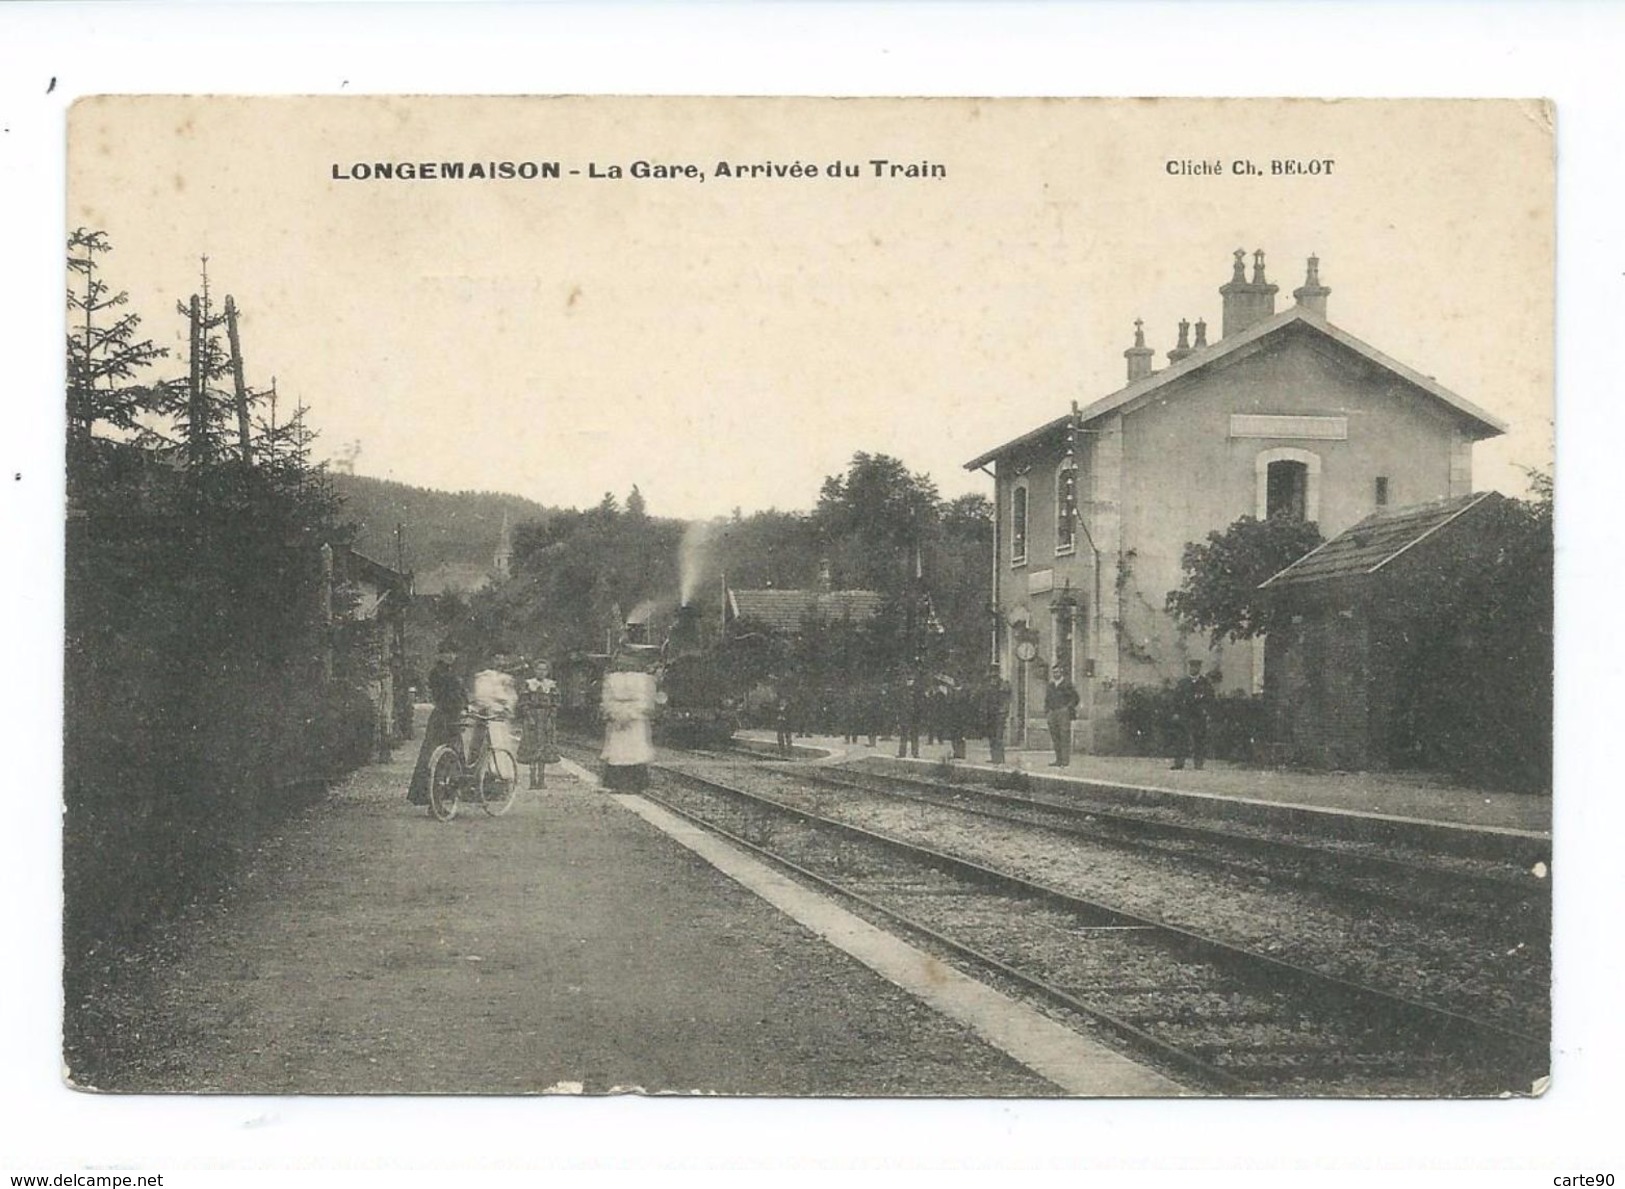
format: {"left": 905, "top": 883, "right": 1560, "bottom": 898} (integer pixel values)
{"left": 516, "top": 661, "right": 560, "bottom": 788}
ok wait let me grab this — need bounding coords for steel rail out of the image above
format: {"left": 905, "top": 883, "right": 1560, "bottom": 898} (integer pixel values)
{"left": 635, "top": 775, "right": 1232, "bottom": 1093}
{"left": 651, "top": 757, "right": 1548, "bottom": 1086}
{"left": 790, "top": 764, "right": 1547, "bottom": 928}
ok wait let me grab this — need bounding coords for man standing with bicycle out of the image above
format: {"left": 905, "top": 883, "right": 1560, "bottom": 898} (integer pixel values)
{"left": 408, "top": 648, "right": 465, "bottom": 807}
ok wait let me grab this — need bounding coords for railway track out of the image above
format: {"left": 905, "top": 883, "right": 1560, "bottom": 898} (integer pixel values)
{"left": 640, "top": 756, "right": 1547, "bottom": 1096}
{"left": 779, "top": 762, "right": 1549, "bottom": 934}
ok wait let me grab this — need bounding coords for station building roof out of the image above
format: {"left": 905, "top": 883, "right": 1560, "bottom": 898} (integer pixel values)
{"left": 964, "top": 307, "right": 1508, "bottom": 472}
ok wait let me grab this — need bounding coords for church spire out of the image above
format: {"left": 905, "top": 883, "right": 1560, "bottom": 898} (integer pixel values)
{"left": 493, "top": 509, "right": 513, "bottom": 579}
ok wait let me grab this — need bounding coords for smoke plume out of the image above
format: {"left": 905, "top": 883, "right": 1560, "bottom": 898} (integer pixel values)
{"left": 679, "top": 520, "right": 716, "bottom": 607}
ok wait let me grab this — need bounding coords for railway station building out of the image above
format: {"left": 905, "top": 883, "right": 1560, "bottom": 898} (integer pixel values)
{"left": 963, "top": 250, "right": 1507, "bottom": 754}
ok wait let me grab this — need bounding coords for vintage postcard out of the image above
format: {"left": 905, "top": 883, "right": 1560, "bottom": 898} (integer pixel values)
{"left": 62, "top": 96, "right": 1553, "bottom": 1102}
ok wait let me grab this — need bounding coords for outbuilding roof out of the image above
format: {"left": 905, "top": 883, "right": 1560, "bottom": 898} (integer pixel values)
{"left": 727, "top": 588, "right": 885, "bottom": 633}
{"left": 1259, "top": 491, "right": 1498, "bottom": 589}
{"left": 963, "top": 308, "right": 1508, "bottom": 471}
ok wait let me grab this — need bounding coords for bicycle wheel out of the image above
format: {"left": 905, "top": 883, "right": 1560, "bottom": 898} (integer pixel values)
{"left": 479, "top": 748, "right": 520, "bottom": 816}
{"left": 428, "top": 745, "right": 463, "bottom": 821}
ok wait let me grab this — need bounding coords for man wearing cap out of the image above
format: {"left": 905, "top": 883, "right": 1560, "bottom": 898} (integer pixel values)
{"left": 1170, "top": 660, "right": 1216, "bottom": 770}
{"left": 1043, "top": 663, "right": 1080, "bottom": 767}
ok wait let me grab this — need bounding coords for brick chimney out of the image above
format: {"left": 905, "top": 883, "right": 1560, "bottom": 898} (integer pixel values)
{"left": 817, "top": 556, "right": 833, "bottom": 593}
{"left": 1219, "top": 248, "right": 1278, "bottom": 338}
{"left": 1167, "top": 318, "right": 1193, "bottom": 365}
{"left": 1124, "top": 318, "right": 1155, "bottom": 382}
{"left": 1292, "top": 254, "right": 1331, "bottom": 318}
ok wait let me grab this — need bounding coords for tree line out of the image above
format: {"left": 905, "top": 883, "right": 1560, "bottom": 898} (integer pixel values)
{"left": 64, "top": 230, "right": 371, "bottom": 1075}
{"left": 435, "top": 453, "right": 994, "bottom": 696}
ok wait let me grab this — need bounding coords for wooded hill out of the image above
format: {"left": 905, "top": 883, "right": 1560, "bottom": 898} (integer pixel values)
{"left": 434, "top": 458, "right": 997, "bottom": 691}
{"left": 329, "top": 472, "right": 554, "bottom": 593}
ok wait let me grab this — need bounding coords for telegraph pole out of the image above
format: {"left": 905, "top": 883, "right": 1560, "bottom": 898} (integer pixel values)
{"left": 186, "top": 294, "right": 204, "bottom": 469}
{"left": 225, "top": 295, "right": 252, "bottom": 471}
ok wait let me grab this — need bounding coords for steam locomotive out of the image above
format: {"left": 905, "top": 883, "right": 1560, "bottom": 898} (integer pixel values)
{"left": 556, "top": 601, "right": 743, "bottom": 748}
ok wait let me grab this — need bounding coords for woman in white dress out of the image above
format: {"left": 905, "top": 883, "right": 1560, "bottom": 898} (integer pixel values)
{"left": 599, "top": 654, "right": 656, "bottom": 791}
{"left": 469, "top": 660, "right": 520, "bottom": 759}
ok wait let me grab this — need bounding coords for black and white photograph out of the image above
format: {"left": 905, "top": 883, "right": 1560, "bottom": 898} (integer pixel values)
{"left": 15, "top": 1, "right": 1625, "bottom": 1171}
{"left": 55, "top": 94, "right": 1554, "bottom": 1102}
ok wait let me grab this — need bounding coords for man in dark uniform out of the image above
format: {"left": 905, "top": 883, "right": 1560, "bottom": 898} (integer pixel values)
{"left": 982, "top": 665, "right": 1013, "bottom": 764}
{"left": 945, "top": 678, "right": 968, "bottom": 760}
{"left": 774, "top": 686, "right": 793, "bottom": 757}
{"left": 895, "top": 670, "right": 921, "bottom": 759}
{"left": 1043, "top": 663, "right": 1080, "bottom": 767}
{"left": 868, "top": 681, "right": 887, "bottom": 747}
{"left": 1170, "top": 660, "right": 1215, "bottom": 770}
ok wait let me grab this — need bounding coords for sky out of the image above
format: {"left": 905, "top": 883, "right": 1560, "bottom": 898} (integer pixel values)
{"left": 67, "top": 96, "right": 1553, "bottom": 520}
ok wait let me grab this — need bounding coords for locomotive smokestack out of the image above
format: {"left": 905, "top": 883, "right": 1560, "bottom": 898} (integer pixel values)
{"left": 671, "top": 601, "right": 701, "bottom": 649}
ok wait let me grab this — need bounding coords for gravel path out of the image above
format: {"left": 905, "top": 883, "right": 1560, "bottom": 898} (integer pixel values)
{"left": 65, "top": 742, "right": 1060, "bottom": 1096}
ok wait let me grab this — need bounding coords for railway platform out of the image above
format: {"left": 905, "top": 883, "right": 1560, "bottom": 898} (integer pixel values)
{"left": 556, "top": 755, "right": 1185, "bottom": 1096}
{"left": 734, "top": 731, "right": 1551, "bottom": 860}
{"left": 92, "top": 711, "right": 1182, "bottom": 1096}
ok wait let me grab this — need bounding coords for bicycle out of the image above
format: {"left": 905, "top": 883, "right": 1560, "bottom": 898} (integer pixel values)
{"left": 427, "top": 711, "right": 520, "bottom": 821}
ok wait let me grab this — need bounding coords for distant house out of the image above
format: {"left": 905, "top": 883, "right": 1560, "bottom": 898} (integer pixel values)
{"left": 964, "top": 249, "right": 1507, "bottom": 753}
{"left": 1258, "top": 491, "right": 1531, "bottom": 774}
{"left": 327, "top": 545, "right": 413, "bottom": 755}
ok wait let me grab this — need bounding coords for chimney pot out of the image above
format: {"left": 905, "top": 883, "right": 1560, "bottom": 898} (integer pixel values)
{"left": 1292, "top": 254, "right": 1331, "bottom": 318}
{"left": 1167, "top": 318, "right": 1193, "bottom": 365}
{"left": 1219, "top": 246, "right": 1279, "bottom": 338}
{"left": 1123, "top": 317, "right": 1155, "bottom": 381}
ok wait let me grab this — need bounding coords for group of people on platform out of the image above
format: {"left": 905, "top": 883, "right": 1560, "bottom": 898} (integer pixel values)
{"left": 773, "top": 658, "right": 1216, "bottom": 772}
{"left": 409, "top": 647, "right": 1219, "bottom": 806}
{"left": 406, "top": 650, "right": 562, "bottom": 810}
{"left": 771, "top": 668, "right": 1017, "bottom": 761}
{"left": 1041, "top": 658, "right": 1215, "bottom": 771}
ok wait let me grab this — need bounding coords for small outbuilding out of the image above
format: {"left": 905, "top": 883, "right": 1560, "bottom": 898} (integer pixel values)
{"left": 1258, "top": 491, "right": 1531, "bottom": 774}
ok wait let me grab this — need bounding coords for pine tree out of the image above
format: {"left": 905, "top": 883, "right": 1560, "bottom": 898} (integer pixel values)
{"left": 65, "top": 228, "right": 168, "bottom": 446}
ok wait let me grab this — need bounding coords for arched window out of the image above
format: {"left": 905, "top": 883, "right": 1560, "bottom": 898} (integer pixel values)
{"left": 1011, "top": 484, "right": 1028, "bottom": 566}
{"left": 1254, "top": 447, "right": 1321, "bottom": 522}
{"left": 1055, "top": 464, "right": 1078, "bottom": 555}
{"left": 1267, "top": 460, "right": 1308, "bottom": 519}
